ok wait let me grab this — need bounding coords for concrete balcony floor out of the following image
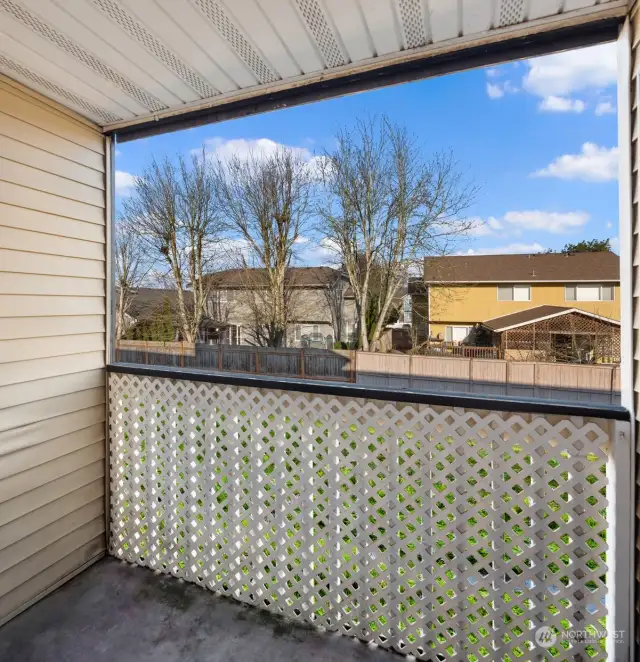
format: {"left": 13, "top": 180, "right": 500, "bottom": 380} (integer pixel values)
{"left": 0, "top": 556, "right": 399, "bottom": 662}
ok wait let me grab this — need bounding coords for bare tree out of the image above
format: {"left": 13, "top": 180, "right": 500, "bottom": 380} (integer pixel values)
{"left": 123, "top": 150, "right": 224, "bottom": 342}
{"left": 318, "top": 116, "right": 476, "bottom": 350}
{"left": 318, "top": 266, "right": 347, "bottom": 344}
{"left": 114, "top": 219, "right": 149, "bottom": 339}
{"left": 213, "top": 147, "right": 315, "bottom": 347}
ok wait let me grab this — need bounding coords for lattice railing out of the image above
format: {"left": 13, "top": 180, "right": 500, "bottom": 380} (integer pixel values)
{"left": 108, "top": 371, "right": 629, "bottom": 661}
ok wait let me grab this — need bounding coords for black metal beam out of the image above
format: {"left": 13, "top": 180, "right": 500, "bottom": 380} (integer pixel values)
{"left": 107, "top": 363, "right": 630, "bottom": 421}
{"left": 111, "top": 17, "right": 621, "bottom": 143}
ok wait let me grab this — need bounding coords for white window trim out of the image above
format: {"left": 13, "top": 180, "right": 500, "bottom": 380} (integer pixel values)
{"left": 565, "top": 284, "right": 615, "bottom": 302}
{"left": 497, "top": 284, "right": 531, "bottom": 302}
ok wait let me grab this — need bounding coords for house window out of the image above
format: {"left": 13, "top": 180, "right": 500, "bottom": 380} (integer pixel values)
{"left": 565, "top": 284, "right": 614, "bottom": 302}
{"left": 294, "top": 325, "right": 301, "bottom": 342}
{"left": 403, "top": 294, "right": 412, "bottom": 324}
{"left": 445, "top": 326, "right": 472, "bottom": 343}
{"left": 497, "top": 285, "right": 531, "bottom": 301}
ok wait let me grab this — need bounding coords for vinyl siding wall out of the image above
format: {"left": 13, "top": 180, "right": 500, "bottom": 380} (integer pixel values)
{"left": 0, "top": 76, "right": 107, "bottom": 625}
{"left": 427, "top": 283, "right": 621, "bottom": 339}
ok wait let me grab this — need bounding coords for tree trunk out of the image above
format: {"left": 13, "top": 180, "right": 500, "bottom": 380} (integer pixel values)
{"left": 359, "top": 302, "right": 369, "bottom": 351}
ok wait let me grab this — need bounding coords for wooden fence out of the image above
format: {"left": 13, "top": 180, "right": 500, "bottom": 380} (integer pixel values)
{"left": 115, "top": 341, "right": 621, "bottom": 403}
{"left": 116, "top": 341, "right": 354, "bottom": 381}
{"left": 417, "top": 342, "right": 501, "bottom": 360}
{"left": 354, "top": 352, "right": 621, "bottom": 404}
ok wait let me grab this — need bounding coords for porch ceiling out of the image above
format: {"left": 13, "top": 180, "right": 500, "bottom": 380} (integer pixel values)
{"left": 0, "top": 0, "right": 627, "bottom": 136}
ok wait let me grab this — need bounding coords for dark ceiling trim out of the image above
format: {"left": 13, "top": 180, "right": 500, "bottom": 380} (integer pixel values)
{"left": 111, "top": 17, "right": 621, "bottom": 142}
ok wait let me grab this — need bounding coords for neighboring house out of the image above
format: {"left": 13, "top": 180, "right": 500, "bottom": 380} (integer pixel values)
{"left": 204, "top": 266, "right": 357, "bottom": 347}
{"left": 410, "top": 251, "right": 620, "bottom": 344}
{"left": 122, "top": 287, "right": 183, "bottom": 341}
{"left": 122, "top": 268, "right": 359, "bottom": 347}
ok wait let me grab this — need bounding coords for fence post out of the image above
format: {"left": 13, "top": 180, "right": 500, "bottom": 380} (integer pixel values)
{"left": 145, "top": 340, "right": 149, "bottom": 365}
{"left": 181, "top": 341, "right": 184, "bottom": 368}
{"left": 300, "top": 349, "right": 305, "bottom": 379}
{"left": 608, "top": 421, "right": 633, "bottom": 659}
{"left": 218, "top": 344, "right": 223, "bottom": 371}
{"left": 255, "top": 350, "right": 260, "bottom": 375}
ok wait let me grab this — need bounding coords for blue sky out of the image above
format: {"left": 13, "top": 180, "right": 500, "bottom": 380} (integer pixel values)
{"left": 115, "top": 42, "right": 619, "bottom": 263}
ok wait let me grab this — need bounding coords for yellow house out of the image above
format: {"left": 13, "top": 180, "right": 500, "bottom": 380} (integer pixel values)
{"left": 410, "top": 252, "right": 620, "bottom": 342}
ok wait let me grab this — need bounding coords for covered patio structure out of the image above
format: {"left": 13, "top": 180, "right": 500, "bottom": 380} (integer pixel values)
{"left": 481, "top": 305, "right": 622, "bottom": 363}
{"left": 0, "top": 2, "right": 637, "bottom": 661}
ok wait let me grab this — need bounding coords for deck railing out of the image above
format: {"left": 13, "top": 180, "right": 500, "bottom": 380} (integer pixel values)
{"left": 107, "top": 365, "right": 632, "bottom": 661}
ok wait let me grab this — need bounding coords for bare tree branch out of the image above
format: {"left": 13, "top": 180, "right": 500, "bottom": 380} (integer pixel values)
{"left": 318, "top": 116, "right": 477, "bottom": 350}
{"left": 123, "top": 149, "right": 225, "bottom": 342}
{"left": 213, "top": 147, "right": 315, "bottom": 346}
{"left": 114, "top": 218, "right": 150, "bottom": 339}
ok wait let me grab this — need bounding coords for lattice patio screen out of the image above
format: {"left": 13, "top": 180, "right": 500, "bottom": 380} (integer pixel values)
{"left": 108, "top": 371, "right": 630, "bottom": 661}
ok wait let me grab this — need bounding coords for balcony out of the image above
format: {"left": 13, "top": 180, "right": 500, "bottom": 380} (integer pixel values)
{"left": 3, "top": 365, "right": 630, "bottom": 661}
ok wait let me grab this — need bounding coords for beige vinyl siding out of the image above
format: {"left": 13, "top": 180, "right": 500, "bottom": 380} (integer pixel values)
{"left": 0, "top": 75, "right": 106, "bottom": 626}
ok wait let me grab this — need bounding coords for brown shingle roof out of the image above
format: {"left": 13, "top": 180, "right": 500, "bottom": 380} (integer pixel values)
{"left": 482, "top": 305, "right": 620, "bottom": 332}
{"left": 205, "top": 266, "right": 354, "bottom": 295}
{"left": 424, "top": 252, "right": 619, "bottom": 283}
{"left": 128, "top": 287, "right": 191, "bottom": 321}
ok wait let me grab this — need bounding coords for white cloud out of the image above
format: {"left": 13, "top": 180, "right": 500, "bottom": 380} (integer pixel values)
{"left": 469, "top": 216, "right": 504, "bottom": 237}
{"left": 533, "top": 143, "right": 618, "bottom": 182}
{"left": 459, "top": 242, "right": 546, "bottom": 256}
{"left": 606, "top": 221, "right": 614, "bottom": 229}
{"left": 486, "top": 82, "right": 504, "bottom": 99}
{"left": 470, "top": 210, "right": 589, "bottom": 238}
{"left": 115, "top": 170, "right": 136, "bottom": 195}
{"left": 539, "top": 96, "right": 585, "bottom": 113}
{"left": 502, "top": 210, "right": 589, "bottom": 234}
{"left": 523, "top": 42, "right": 616, "bottom": 99}
{"left": 486, "top": 80, "right": 518, "bottom": 99}
{"left": 595, "top": 99, "right": 616, "bottom": 116}
{"left": 198, "top": 136, "right": 326, "bottom": 178}
{"left": 486, "top": 67, "right": 501, "bottom": 78}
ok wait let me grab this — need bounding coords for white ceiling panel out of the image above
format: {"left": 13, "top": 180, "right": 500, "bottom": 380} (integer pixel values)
{"left": 254, "top": 0, "right": 326, "bottom": 73}
{"left": 0, "top": 30, "right": 137, "bottom": 119}
{"left": 564, "top": 0, "right": 599, "bottom": 10}
{"left": 461, "top": 0, "right": 495, "bottom": 35}
{"left": 119, "top": 0, "right": 231, "bottom": 95}
{"left": 17, "top": 0, "right": 188, "bottom": 107}
{"left": 0, "top": 12, "right": 148, "bottom": 115}
{"left": 0, "top": 0, "right": 625, "bottom": 130}
{"left": 428, "top": 0, "right": 461, "bottom": 43}
{"left": 527, "top": 0, "right": 563, "bottom": 21}
{"left": 358, "top": 0, "right": 403, "bottom": 56}
{"left": 155, "top": 0, "right": 257, "bottom": 89}
{"left": 322, "top": 0, "right": 374, "bottom": 62}
{"left": 191, "top": 0, "right": 281, "bottom": 82}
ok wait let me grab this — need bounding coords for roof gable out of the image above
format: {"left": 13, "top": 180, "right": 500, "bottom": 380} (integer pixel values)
{"left": 481, "top": 305, "right": 620, "bottom": 332}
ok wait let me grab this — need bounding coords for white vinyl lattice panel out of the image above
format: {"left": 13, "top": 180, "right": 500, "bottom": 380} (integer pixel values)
{"left": 108, "top": 372, "right": 616, "bottom": 660}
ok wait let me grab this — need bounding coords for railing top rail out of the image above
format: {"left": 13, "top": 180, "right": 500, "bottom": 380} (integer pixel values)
{"left": 107, "top": 362, "right": 630, "bottom": 421}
